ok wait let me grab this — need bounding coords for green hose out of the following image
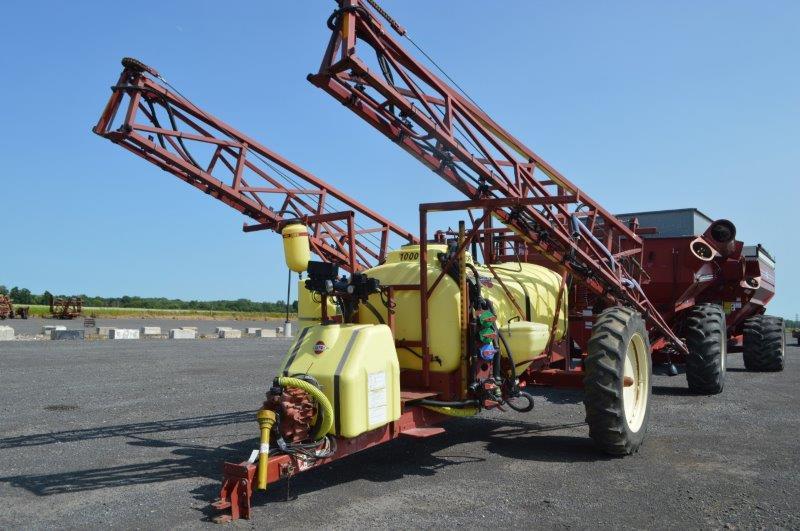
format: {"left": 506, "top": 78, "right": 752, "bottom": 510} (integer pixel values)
{"left": 422, "top": 405, "right": 479, "bottom": 417}
{"left": 276, "top": 376, "right": 334, "bottom": 441}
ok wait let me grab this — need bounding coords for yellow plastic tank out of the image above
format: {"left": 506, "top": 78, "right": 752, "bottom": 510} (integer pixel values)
{"left": 357, "top": 244, "right": 567, "bottom": 373}
{"left": 297, "top": 279, "right": 338, "bottom": 331}
{"left": 498, "top": 321, "right": 550, "bottom": 372}
{"left": 281, "top": 221, "right": 310, "bottom": 272}
{"left": 280, "top": 323, "right": 401, "bottom": 438}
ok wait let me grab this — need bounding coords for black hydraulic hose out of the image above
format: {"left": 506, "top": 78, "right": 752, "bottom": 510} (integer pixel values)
{"left": 495, "top": 324, "right": 518, "bottom": 381}
{"left": 465, "top": 262, "right": 481, "bottom": 300}
{"left": 413, "top": 398, "right": 480, "bottom": 408}
{"left": 505, "top": 390, "right": 534, "bottom": 413}
{"left": 145, "top": 100, "right": 167, "bottom": 149}
{"left": 492, "top": 345, "right": 502, "bottom": 382}
{"left": 163, "top": 101, "right": 199, "bottom": 168}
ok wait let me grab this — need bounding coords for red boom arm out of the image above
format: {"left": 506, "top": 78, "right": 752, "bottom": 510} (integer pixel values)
{"left": 309, "top": 0, "right": 687, "bottom": 353}
{"left": 94, "top": 58, "right": 416, "bottom": 272}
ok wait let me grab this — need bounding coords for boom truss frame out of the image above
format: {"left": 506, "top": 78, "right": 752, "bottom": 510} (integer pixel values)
{"left": 94, "top": 59, "right": 416, "bottom": 273}
{"left": 308, "top": 0, "right": 687, "bottom": 353}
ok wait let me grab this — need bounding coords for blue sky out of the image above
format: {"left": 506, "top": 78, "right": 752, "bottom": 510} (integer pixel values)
{"left": 0, "top": 1, "right": 797, "bottom": 318}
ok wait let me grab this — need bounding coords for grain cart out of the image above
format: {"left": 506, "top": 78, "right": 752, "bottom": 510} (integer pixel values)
{"left": 616, "top": 209, "right": 784, "bottom": 385}
{"left": 95, "top": 24, "right": 683, "bottom": 517}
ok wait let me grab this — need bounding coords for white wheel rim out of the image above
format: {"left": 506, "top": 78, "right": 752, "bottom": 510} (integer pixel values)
{"left": 623, "top": 333, "right": 649, "bottom": 433}
{"left": 721, "top": 335, "right": 727, "bottom": 373}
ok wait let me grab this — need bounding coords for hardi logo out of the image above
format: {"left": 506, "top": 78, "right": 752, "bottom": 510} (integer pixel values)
{"left": 313, "top": 341, "right": 326, "bottom": 354}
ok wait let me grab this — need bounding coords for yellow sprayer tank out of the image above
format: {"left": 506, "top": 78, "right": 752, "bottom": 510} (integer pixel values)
{"left": 296, "top": 279, "right": 338, "bottom": 331}
{"left": 281, "top": 323, "right": 401, "bottom": 438}
{"left": 281, "top": 221, "right": 310, "bottom": 273}
{"left": 357, "top": 244, "right": 567, "bottom": 374}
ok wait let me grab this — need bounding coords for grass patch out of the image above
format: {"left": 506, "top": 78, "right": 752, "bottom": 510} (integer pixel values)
{"left": 21, "top": 304, "right": 293, "bottom": 321}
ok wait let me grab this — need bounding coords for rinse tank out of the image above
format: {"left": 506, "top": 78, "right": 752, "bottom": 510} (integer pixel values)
{"left": 358, "top": 244, "right": 567, "bottom": 373}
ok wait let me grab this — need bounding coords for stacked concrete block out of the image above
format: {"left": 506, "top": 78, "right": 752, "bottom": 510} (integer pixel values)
{"left": 276, "top": 326, "right": 284, "bottom": 335}
{"left": 96, "top": 326, "right": 115, "bottom": 338}
{"left": 246, "top": 327, "right": 261, "bottom": 335}
{"left": 215, "top": 326, "right": 232, "bottom": 334}
{"left": 0, "top": 326, "right": 14, "bottom": 341}
{"left": 169, "top": 328, "right": 196, "bottom": 339}
{"left": 257, "top": 328, "right": 277, "bottom": 338}
{"left": 140, "top": 326, "right": 162, "bottom": 337}
{"left": 52, "top": 329, "right": 84, "bottom": 340}
{"left": 42, "top": 325, "right": 66, "bottom": 336}
{"left": 109, "top": 329, "right": 140, "bottom": 340}
{"left": 219, "top": 328, "right": 242, "bottom": 339}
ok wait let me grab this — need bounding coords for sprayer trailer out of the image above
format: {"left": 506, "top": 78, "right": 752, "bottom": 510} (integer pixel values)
{"left": 91, "top": 1, "right": 776, "bottom": 523}
{"left": 96, "top": 50, "right": 660, "bottom": 523}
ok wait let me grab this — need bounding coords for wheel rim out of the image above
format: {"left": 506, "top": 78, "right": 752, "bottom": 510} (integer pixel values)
{"left": 623, "top": 332, "right": 649, "bottom": 433}
{"left": 721, "top": 334, "right": 727, "bottom": 373}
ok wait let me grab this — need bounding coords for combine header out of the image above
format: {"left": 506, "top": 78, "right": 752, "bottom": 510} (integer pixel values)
{"left": 92, "top": 0, "right": 780, "bottom": 523}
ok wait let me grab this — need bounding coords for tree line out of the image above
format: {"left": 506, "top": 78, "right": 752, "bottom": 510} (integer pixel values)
{"left": 0, "top": 285, "right": 297, "bottom": 313}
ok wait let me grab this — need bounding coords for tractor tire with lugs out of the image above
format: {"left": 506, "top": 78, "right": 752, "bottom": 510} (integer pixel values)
{"left": 684, "top": 303, "right": 727, "bottom": 395}
{"left": 743, "top": 315, "right": 785, "bottom": 372}
{"left": 583, "top": 306, "right": 652, "bottom": 456}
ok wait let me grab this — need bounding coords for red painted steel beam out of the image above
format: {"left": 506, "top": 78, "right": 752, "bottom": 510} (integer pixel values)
{"left": 309, "top": 1, "right": 687, "bottom": 354}
{"left": 94, "top": 59, "right": 416, "bottom": 272}
{"left": 211, "top": 405, "right": 448, "bottom": 522}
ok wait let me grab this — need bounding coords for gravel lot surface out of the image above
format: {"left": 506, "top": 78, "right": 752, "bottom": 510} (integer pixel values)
{"left": 0, "top": 334, "right": 797, "bottom": 529}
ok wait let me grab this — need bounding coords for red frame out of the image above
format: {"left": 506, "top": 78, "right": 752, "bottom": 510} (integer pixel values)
{"left": 308, "top": 0, "right": 687, "bottom": 355}
{"left": 94, "top": 60, "right": 416, "bottom": 272}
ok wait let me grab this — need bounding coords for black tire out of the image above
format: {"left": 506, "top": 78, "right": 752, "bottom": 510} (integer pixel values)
{"left": 584, "top": 306, "right": 652, "bottom": 455}
{"left": 684, "top": 303, "right": 726, "bottom": 394}
{"left": 743, "top": 315, "right": 785, "bottom": 372}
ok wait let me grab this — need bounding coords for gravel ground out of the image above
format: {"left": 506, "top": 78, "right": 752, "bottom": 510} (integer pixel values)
{"left": 0, "top": 334, "right": 797, "bottom": 529}
{"left": 4, "top": 317, "right": 291, "bottom": 338}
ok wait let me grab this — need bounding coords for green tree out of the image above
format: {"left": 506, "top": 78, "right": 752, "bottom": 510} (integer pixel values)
{"left": 0, "top": 285, "right": 7, "bottom": 296}
{"left": 15, "top": 288, "right": 32, "bottom": 304}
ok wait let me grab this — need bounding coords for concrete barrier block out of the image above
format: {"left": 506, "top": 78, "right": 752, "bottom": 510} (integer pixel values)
{"left": 109, "top": 329, "right": 140, "bottom": 340}
{"left": 219, "top": 329, "right": 242, "bottom": 339}
{"left": 257, "top": 328, "right": 277, "bottom": 338}
{"left": 246, "top": 327, "right": 261, "bottom": 335}
{"left": 284, "top": 323, "right": 293, "bottom": 337}
{"left": 0, "top": 326, "right": 14, "bottom": 341}
{"left": 51, "top": 329, "right": 84, "bottom": 340}
{"left": 170, "top": 328, "right": 196, "bottom": 339}
{"left": 140, "top": 326, "right": 162, "bottom": 336}
{"left": 276, "top": 326, "right": 284, "bottom": 335}
{"left": 215, "top": 326, "right": 233, "bottom": 334}
{"left": 96, "top": 326, "right": 114, "bottom": 337}
{"left": 42, "top": 325, "right": 66, "bottom": 336}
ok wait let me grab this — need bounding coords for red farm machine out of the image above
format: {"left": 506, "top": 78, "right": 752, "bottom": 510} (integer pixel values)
{"left": 0, "top": 296, "right": 29, "bottom": 320}
{"left": 616, "top": 209, "right": 784, "bottom": 380}
{"left": 46, "top": 293, "right": 83, "bottom": 319}
{"left": 91, "top": 0, "right": 780, "bottom": 523}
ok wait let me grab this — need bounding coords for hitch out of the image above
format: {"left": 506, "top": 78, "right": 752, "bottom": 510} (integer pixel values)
{"left": 210, "top": 461, "right": 256, "bottom": 523}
